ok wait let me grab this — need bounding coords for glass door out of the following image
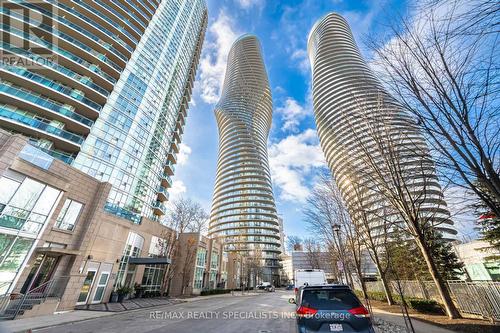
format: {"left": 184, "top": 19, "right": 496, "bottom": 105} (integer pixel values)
{"left": 77, "top": 270, "right": 96, "bottom": 305}
{"left": 32, "top": 256, "right": 58, "bottom": 290}
{"left": 91, "top": 272, "right": 109, "bottom": 303}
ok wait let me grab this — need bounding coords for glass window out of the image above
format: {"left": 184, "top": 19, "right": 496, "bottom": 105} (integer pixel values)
{"left": 55, "top": 199, "right": 83, "bottom": 231}
{"left": 114, "top": 232, "right": 144, "bottom": 288}
{"left": 195, "top": 248, "right": 206, "bottom": 267}
{"left": 0, "top": 235, "right": 34, "bottom": 274}
{"left": 0, "top": 235, "right": 34, "bottom": 293}
{"left": 8, "top": 178, "right": 45, "bottom": 211}
{"left": 32, "top": 186, "right": 61, "bottom": 215}
{"left": 0, "top": 234, "right": 16, "bottom": 263}
{"left": 0, "top": 177, "right": 20, "bottom": 205}
{"left": 193, "top": 267, "right": 204, "bottom": 289}
{"left": 0, "top": 175, "right": 61, "bottom": 233}
{"left": 301, "top": 289, "right": 361, "bottom": 310}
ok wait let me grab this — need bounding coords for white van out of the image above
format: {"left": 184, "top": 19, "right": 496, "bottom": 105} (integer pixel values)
{"left": 294, "top": 269, "right": 327, "bottom": 292}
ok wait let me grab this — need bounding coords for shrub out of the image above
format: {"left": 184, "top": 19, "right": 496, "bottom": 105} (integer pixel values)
{"left": 407, "top": 298, "right": 444, "bottom": 314}
{"left": 200, "top": 289, "right": 232, "bottom": 296}
{"left": 354, "top": 289, "right": 444, "bottom": 314}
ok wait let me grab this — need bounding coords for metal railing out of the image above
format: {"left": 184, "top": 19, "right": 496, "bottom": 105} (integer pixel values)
{"left": 10, "top": 276, "right": 70, "bottom": 320}
{"left": 448, "top": 280, "right": 500, "bottom": 321}
{"left": 360, "top": 279, "right": 500, "bottom": 321}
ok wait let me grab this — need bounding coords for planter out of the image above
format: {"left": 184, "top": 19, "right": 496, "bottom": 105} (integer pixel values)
{"left": 110, "top": 292, "right": 119, "bottom": 303}
{"left": 117, "top": 293, "right": 126, "bottom": 303}
{"left": 135, "top": 289, "right": 144, "bottom": 298}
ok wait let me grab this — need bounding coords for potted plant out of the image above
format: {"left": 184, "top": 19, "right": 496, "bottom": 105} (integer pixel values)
{"left": 116, "top": 285, "right": 132, "bottom": 302}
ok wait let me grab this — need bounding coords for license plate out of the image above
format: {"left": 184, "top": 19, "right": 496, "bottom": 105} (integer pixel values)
{"left": 329, "top": 324, "right": 343, "bottom": 331}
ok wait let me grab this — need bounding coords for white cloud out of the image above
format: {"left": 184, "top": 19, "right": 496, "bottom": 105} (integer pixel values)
{"left": 177, "top": 143, "right": 192, "bottom": 166}
{"left": 166, "top": 180, "right": 187, "bottom": 207}
{"left": 237, "top": 0, "right": 264, "bottom": 9}
{"left": 291, "top": 48, "right": 310, "bottom": 74}
{"left": 276, "top": 97, "right": 310, "bottom": 132}
{"left": 269, "top": 129, "right": 326, "bottom": 202}
{"left": 198, "top": 10, "right": 240, "bottom": 104}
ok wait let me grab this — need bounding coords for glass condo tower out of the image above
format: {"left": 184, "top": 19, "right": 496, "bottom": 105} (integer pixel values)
{"left": 0, "top": 0, "right": 208, "bottom": 222}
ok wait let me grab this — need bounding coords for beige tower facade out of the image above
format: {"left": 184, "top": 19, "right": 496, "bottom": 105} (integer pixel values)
{"left": 307, "top": 13, "right": 456, "bottom": 240}
{"left": 209, "top": 35, "right": 281, "bottom": 284}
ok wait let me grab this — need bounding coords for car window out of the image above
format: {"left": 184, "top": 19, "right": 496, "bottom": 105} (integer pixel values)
{"left": 301, "top": 289, "right": 361, "bottom": 310}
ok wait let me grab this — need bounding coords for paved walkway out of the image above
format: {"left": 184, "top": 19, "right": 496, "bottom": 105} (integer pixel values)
{"left": 372, "top": 307, "right": 456, "bottom": 333}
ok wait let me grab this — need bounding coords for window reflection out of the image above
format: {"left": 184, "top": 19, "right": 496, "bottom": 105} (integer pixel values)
{"left": 0, "top": 173, "right": 61, "bottom": 234}
{"left": 8, "top": 178, "right": 45, "bottom": 211}
{"left": 55, "top": 199, "right": 83, "bottom": 231}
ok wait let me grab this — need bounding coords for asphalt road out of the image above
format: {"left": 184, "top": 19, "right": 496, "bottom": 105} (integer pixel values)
{"left": 35, "top": 290, "right": 299, "bottom": 333}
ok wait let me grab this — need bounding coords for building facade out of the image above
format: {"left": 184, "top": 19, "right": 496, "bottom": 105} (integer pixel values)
{"left": 208, "top": 35, "right": 281, "bottom": 284}
{"left": 307, "top": 13, "right": 457, "bottom": 241}
{"left": 169, "top": 232, "right": 234, "bottom": 296}
{"left": 454, "top": 240, "right": 500, "bottom": 281}
{"left": 0, "top": 130, "right": 174, "bottom": 317}
{"left": 0, "top": 0, "right": 207, "bottom": 223}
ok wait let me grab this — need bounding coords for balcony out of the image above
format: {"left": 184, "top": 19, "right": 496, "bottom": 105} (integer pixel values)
{"left": 178, "top": 112, "right": 185, "bottom": 126}
{"left": 167, "top": 151, "right": 176, "bottom": 164}
{"left": 171, "top": 139, "right": 179, "bottom": 153}
{"left": 152, "top": 201, "right": 166, "bottom": 215}
{"left": 0, "top": 105, "right": 83, "bottom": 152}
{"left": 180, "top": 103, "right": 187, "bottom": 118}
{"left": 161, "top": 172, "right": 173, "bottom": 188}
{"left": 176, "top": 121, "right": 184, "bottom": 135}
{"left": 1, "top": 65, "right": 103, "bottom": 115}
{"left": 164, "top": 160, "right": 175, "bottom": 176}
{"left": 173, "top": 129, "right": 181, "bottom": 142}
{"left": 157, "top": 186, "right": 169, "bottom": 202}
{"left": 0, "top": 82, "right": 94, "bottom": 132}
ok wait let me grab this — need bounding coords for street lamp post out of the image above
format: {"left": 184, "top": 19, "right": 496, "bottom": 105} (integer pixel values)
{"left": 332, "top": 223, "right": 349, "bottom": 285}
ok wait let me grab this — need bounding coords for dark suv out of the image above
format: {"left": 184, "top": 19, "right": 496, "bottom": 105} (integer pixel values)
{"left": 289, "top": 284, "right": 374, "bottom": 333}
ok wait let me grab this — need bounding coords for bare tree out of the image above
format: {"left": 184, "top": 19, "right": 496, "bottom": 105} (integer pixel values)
{"left": 167, "top": 197, "right": 209, "bottom": 233}
{"left": 245, "top": 247, "right": 265, "bottom": 286}
{"left": 286, "top": 235, "right": 303, "bottom": 252}
{"left": 179, "top": 236, "right": 198, "bottom": 295}
{"left": 303, "top": 175, "right": 363, "bottom": 290}
{"left": 322, "top": 176, "right": 370, "bottom": 299}
{"left": 342, "top": 169, "right": 395, "bottom": 306}
{"left": 370, "top": 0, "right": 500, "bottom": 219}
{"left": 158, "top": 197, "right": 209, "bottom": 295}
{"left": 345, "top": 95, "right": 461, "bottom": 318}
{"left": 303, "top": 237, "right": 323, "bottom": 269}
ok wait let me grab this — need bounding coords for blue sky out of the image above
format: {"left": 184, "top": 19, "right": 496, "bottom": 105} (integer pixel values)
{"left": 170, "top": 0, "right": 477, "bottom": 241}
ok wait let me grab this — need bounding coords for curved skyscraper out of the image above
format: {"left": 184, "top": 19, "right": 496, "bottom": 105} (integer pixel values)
{"left": 307, "top": 13, "right": 456, "bottom": 240}
{"left": 209, "top": 35, "right": 281, "bottom": 283}
{"left": 0, "top": 0, "right": 207, "bottom": 223}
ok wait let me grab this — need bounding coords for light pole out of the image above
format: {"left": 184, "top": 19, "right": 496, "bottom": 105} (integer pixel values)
{"left": 332, "top": 223, "right": 349, "bottom": 285}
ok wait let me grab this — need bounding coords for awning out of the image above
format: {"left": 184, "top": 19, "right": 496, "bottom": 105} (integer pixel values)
{"left": 36, "top": 247, "right": 80, "bottom": 256}
{"left": 128, "top": 257, "right": 171, "bottom": 265}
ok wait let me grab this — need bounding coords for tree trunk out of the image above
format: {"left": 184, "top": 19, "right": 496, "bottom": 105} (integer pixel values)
{"left": 415, "top": 237, "right": 460, "bottom": 319}
{"left": 379, "top": 270, "right": 394, "bottom": 306}
{"left": 371, "top": 251, "right": 394, "bottom": 305}
{"left": 355, "top": 263, "right": 369, "bottom": 300}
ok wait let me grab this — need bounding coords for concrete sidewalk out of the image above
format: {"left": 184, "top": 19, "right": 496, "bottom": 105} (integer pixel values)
{"left": 372, "top": 307, "right": 456, "bottom": 333}
{"left": 0, "top": 292, "right": 264, "bottom": 333}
